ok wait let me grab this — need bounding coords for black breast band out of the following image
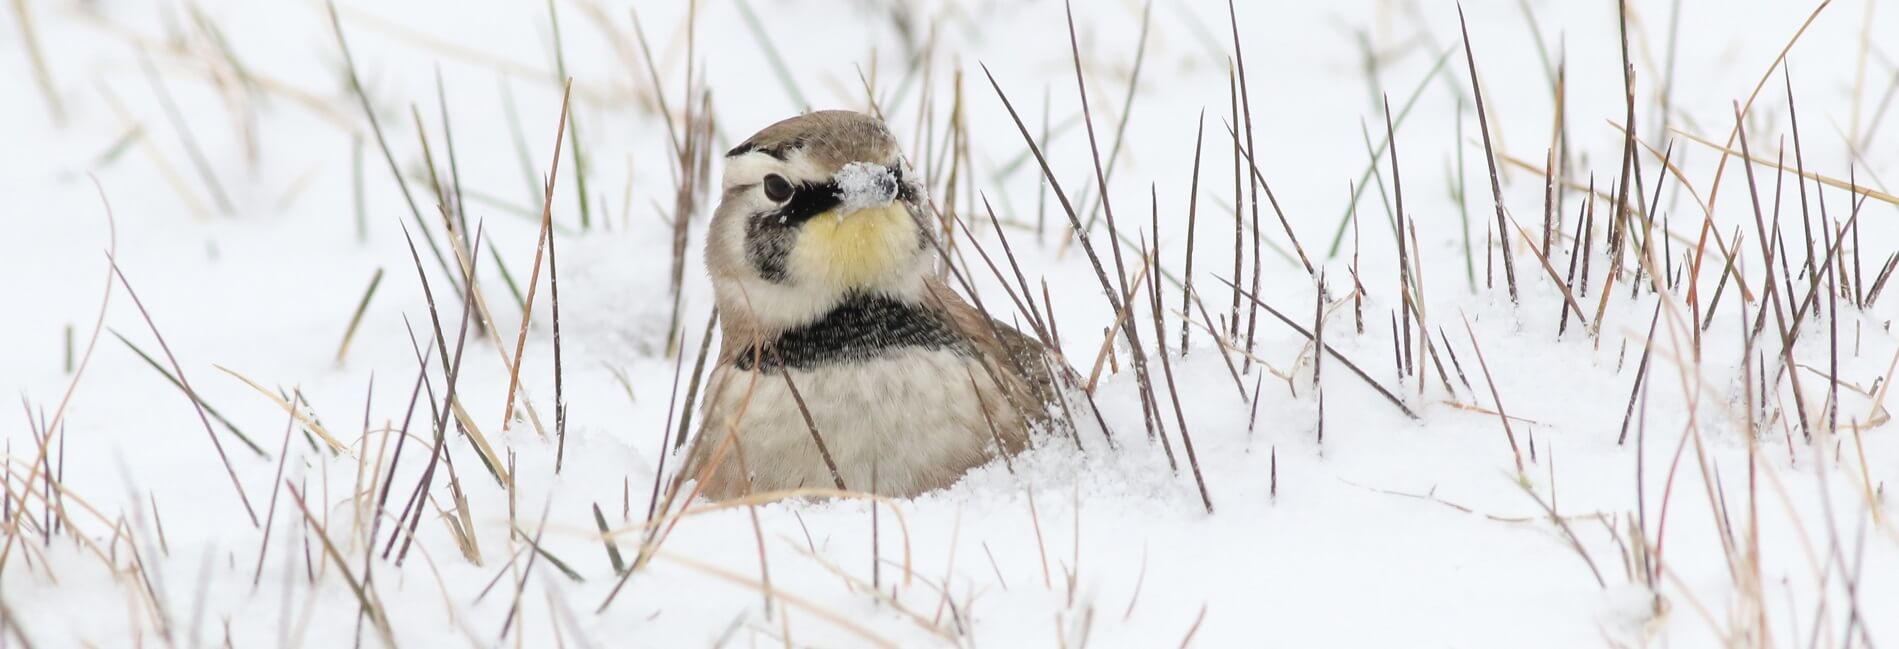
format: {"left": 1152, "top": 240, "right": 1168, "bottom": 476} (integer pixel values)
{"left": 734, "top": 293, "right": 975, "bottom": 371}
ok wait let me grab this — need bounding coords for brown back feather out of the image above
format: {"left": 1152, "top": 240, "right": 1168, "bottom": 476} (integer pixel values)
{"left": 922, "top": 279, "right": 1070, "bottom": 430}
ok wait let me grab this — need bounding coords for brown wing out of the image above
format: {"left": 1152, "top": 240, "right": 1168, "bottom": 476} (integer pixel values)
{"left": 922, "top": 279, "right": 1073, "bottom": 431}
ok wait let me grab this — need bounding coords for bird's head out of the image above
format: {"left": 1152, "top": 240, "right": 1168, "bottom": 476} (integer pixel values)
{"left": 706, "top": 110, "right": 932, "bottom": 332}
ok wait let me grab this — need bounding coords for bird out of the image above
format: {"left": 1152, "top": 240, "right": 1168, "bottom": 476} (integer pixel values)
{"left": 680, "top": 110, "right": 1067, "bottom": 500}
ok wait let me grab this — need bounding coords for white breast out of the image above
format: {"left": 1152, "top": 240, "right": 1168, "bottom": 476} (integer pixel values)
{"left": 691, "top": 347, "right": 1017, "bottom": 497}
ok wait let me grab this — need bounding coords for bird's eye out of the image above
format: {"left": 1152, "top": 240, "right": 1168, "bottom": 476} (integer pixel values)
{"left": 762, "top": 174, "right": 793, "bottom": 202}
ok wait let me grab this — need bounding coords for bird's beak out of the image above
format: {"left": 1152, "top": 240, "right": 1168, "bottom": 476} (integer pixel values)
{"left": 831, "top": 162, "right": 901, "bottom": 218}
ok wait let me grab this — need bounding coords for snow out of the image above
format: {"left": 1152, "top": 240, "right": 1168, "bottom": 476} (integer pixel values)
{"left": 833, "top": 161, "right": 900, "bottom": 214}
{"left": 1, "top": 0, "right": 1896, "bottom": 647}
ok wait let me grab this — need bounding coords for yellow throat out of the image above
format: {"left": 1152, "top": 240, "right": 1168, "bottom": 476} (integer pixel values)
{"left": 788, "top": 203, "right": 916, "bottom": 289}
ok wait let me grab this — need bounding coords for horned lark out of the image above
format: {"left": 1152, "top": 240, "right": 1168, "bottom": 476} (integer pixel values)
{"left": 682, "top": 110, "right": 1064, "bottom": 500}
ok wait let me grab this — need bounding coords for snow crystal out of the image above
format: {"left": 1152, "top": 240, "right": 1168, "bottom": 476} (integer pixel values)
{"left": 833, "top": 161, "right": 899, "bottom": 214}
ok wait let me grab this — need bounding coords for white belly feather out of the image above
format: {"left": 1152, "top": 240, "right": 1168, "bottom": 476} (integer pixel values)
{"left": 691, "top": 347, "right": 1015, "bottom": 497}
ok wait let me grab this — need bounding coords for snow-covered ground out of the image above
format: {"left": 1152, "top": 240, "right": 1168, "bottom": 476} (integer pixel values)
{"left": 3, "top": 0, "right": 1896, "bottom": 646}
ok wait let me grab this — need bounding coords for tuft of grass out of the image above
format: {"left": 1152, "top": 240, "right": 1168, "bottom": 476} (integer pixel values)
{"left": 1456, "top": 6, "right": 1519, "bottom": 302}
{"left": 1179, "top": 113, "right": 1206, "bottom": 355}
{"left": 1324, "top": 46, "right": 1457, "bottom": 258}
{"left": 11, "top": 0, "right": 64, "bottom": 124}
{"left": 500, "top": 79, "right": 575, "bottom": 434}
{"left": 1055, "top": 0, "right": 1168, "bottom": 459}
{"left": 287, "top": 483, "right": 395, "bottom": 647}
{"left": 110, "top": 261, "right": 261, "bottom": 526}
{"left": 251, "top": 393, "right": 304, "bottom": 587}
{"left": 1458, "top": 315, "right": 1527, "bottom": 479}
{"left": 1224, "top": 277, "right": 1417, "bottom": 420}
{"left": 546, "top": 0, "right": 593, "bottom": 231}
{"left": 139, "top": 56, "right": 235, "bottom": 215}
{"left": 333, "top": 268, "right": 385, "bottom": 366}
{"left": 1733, "top": 102, "right": 1814, "bottom": 441}
{"left": 328, "top": 0, "right": 463, "bottom": 298}
{"left": 1077, "top": 0, "right": 1154, "bottom": 235}
{"left": 733, "top": 0, "right": 809, "bottom": 111}
{"left": 1145, "top": 235, "right": 1212, "bottom": 513}
{"left": 592, "top": 503, "right": 626, "bottom": 574}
